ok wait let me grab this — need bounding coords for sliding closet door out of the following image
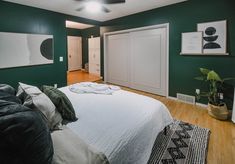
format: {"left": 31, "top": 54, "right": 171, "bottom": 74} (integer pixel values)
{"left": 107, "top": 33, "right": 130, "bottom": 86}
{"left": 130, "top": 28, "right": 166, "bottom": 96}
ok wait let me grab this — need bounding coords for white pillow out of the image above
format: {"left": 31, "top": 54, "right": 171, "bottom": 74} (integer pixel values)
{"left": 17, "top": 82, "right": 62, "bottom": 130}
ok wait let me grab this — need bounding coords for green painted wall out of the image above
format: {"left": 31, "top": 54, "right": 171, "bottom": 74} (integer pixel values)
{"left": 67, "top": 28, "right": 82, "bottom": 36}
{"left": 0, "top": 1, "right": 100, "bottom": 88}
{"left": 100, "top": 0, "right": 235, "bottom": 105}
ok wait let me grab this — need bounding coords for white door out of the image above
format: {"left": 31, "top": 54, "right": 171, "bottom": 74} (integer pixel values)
{"left": 106, "top": 27, "right": 167, "bottom": 96}
{"left": 107, "top": 33, "right": 130, "bottom": 86}
{"left": 67, "top": 36, "right": 82, "bottom": 71}
{"left": 130, "top": 28, "right": 166, "bottom": 96}
{"left": 89, "top": 37, "right": 101, "bottom": 76}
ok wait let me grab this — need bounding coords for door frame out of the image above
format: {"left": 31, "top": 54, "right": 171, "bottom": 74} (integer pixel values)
{"left": 103, "top": 23, "right": 169, "bottom": 97}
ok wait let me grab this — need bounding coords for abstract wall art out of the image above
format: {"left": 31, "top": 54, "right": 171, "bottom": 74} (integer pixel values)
{"left": 197, "top": 20, "right": 227, "bottom": 54}
{"left": 0, "top": 32, "right": 53, "bottom": 69}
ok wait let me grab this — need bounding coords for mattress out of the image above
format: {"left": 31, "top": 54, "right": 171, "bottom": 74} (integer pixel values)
{"left": 60, "top": 86, "right": 173, "bottom": 164}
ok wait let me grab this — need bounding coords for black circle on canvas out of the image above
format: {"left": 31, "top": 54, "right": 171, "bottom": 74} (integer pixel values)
{"left": 205, "top": 27, "right": 216, "bottom": 36}
{"left": 40, "top": 38, "right": 53, "bottom": 60}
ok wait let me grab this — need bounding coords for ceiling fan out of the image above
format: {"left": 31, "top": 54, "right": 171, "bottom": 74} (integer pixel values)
{"left": 74, "top": 0, "right": 126, "bottom": 13}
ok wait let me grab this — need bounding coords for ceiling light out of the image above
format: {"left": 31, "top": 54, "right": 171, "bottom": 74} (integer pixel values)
{"left": 85, "top": 1, "right": 102, "bottom": 13}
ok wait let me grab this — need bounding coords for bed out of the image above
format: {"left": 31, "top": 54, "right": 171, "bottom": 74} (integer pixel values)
{"left": 58, "top": 85, "right": 173, "bottom": 164}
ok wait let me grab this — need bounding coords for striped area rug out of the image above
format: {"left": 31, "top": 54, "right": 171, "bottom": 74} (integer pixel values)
{"left": 148, "top": 120, "right": 210, "bottom": 164}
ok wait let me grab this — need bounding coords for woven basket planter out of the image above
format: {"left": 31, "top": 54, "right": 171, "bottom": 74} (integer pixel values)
{"left": 208, "top": 103, "right": 229, "bottom": 120}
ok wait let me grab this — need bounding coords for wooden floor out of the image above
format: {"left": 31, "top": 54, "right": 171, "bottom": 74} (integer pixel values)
{"left": 67, "top": 70, "right": 102, "bottom": 85}
{"left": 122, "top": 87, "right": 235, "bottom": 164}
{"left": 67, "top": 72, "right": 235, "bottom": 164}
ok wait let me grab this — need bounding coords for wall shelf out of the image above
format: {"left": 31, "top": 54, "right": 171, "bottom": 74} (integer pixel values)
{"left": 180, "top": 52, "right": 229, "bottom": 55}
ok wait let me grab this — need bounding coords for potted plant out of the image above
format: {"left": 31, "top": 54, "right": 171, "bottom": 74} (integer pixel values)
{"left": 195, "top": 68, "right": 234, "bottom": 120}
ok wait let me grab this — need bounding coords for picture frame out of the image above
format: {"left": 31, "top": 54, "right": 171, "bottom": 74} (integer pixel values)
{"left": 197, "top": 20, "right": 227, "bottom": 55}
{"left": 0, "top": 32, "right": 54, "bottom": 69}
{"left": 181, "top": 32, "right": 203, "bottom": 55}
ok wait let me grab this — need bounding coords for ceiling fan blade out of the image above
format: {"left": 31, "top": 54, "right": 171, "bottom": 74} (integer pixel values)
{"left": 76, "top": 6, "right": 85, "bottom": 11}
{"left": 101, "top": 6, "right": 111, "bottom": 13}
{"left": 74, "top": 0, "right": 125, "bottom": 4}
{"left": 101, "top": 0, "right": 125, "bottom": 4}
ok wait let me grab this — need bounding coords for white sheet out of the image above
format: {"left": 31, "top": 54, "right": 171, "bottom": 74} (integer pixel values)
{"left": 60, "top": 86, "right": 173, "bottom": 164}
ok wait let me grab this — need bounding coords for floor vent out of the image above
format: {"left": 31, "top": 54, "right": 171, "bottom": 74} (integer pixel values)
{"left": 177, "top": 93, "right": 195, "bottom": 104}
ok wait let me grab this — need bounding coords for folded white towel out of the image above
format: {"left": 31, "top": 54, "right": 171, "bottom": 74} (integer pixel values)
{"left": 69, "top": 82, "right": 121, "bottom": 95}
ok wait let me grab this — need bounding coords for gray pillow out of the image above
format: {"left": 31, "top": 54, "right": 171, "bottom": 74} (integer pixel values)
{"left": 0, "top": 84, "right": 16, "bottom": 95}
{"left": 17, "top": 82, "right": 62, "bottom": 130}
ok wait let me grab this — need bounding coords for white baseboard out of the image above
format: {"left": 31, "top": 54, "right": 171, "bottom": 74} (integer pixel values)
{"left": 168, "top": 96, "right": 207, "bottom": 109}
{"left": 168, "top": 96, "right": 177, "bottom": 101}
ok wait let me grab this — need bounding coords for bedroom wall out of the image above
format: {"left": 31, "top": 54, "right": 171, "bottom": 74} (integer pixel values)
{"left": 100, "top": 0, "right": 235, "bottom": 105}
{"left": 67, "top": 28, "right": 82, "bottom": 36}
{"left": 0, "top": 1, "right": 100, "bottom": 88}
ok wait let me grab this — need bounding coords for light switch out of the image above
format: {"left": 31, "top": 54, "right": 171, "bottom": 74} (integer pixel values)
{"left": 59, "top": 57, "right": 63, "bottom": 62}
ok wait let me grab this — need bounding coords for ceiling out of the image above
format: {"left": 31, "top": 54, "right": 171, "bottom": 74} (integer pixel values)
{"left": 4, "top": 0, "right": 187, "bottom": 22}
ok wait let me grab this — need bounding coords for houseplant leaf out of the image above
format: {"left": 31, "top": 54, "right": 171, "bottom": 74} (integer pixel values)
{"left": 200, "top": 68, "right": 210, "bottom": 75}
{"left": 207, "top": 70, "right": 222, "bottom": 82}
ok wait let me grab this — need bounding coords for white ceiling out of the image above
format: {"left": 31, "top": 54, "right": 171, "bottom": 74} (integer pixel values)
{"left": 4, "top": 0, "right": 187, "bottom": 22}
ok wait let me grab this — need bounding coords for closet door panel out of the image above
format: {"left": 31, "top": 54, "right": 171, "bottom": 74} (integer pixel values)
{"left": 130, "top": 28, "right": 166, "bottom": 95}
{"left": 107, "top": 34, "right": 130, "bottom": 86}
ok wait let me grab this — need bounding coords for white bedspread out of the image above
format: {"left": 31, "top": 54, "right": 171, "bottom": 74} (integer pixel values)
{"left": 60, "top": 86, "right": 173, "bottom": 164}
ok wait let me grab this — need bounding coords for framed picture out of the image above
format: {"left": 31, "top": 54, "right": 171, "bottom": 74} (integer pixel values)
{"left": 197, "top": 20, "right": 227, "bottom": 54}
{"left": 0, "top": 32, "right": 53, "bottom": 69}
{"left": 181, "top": 32, "right": 203, "bottom": 54}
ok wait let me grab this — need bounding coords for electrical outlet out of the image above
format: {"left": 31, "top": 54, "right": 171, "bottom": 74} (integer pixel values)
{"left": 219, "top": 93, "right": 224, "bottom": 100}
{"left": 54, "top": 84, "right": 57, "bottom": 88}
{"left": 195, "top": 89, "right": 200, "bottom": 94}
{"left": 59, "top": 57, "right": 63, "bottom": 62}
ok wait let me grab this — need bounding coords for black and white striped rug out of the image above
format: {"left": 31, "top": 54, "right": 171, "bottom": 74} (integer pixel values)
{"left": 148, "top": 120, "right": 210, "bottom": 164}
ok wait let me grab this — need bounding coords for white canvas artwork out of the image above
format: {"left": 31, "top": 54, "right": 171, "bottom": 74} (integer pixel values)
{"left": 0, "top": 32, "right": 53, "bottom": 69}
{"left": 197, "top": 20, "right": 227, "bottom": 54}
{"left": 181, "top": 32, "right": 203, "bottom": 54}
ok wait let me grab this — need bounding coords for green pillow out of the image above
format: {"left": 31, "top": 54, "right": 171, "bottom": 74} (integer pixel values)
{"left": 42, "top": 85, "right": 78, "bottom": 122}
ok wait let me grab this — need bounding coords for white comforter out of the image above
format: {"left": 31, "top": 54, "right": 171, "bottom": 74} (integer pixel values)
{"left": 60, "top": 86, "right": 173, "bottom": 164}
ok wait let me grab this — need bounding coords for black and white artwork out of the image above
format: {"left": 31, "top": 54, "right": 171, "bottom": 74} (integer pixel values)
{"left": 197, "top": 20, "right": 227, "bottom": 54}
{"left": 0, "top": 32, "right": 53, "bottom": 69}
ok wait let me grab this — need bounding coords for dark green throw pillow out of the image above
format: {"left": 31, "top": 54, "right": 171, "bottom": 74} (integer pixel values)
{"left": 42, "top": 85, "right": 78, "bottom": 122}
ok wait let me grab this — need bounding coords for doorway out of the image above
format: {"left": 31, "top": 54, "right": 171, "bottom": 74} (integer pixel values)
{"left": 67, "top": 36, "right": 82, "bottom": 71}
{"left": 66, "top": 20, "right": 101, "bottom": 85}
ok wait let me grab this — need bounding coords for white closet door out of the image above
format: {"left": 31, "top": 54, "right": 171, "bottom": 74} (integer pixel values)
{"left": 68, "top": 36, "right": 82, "bottom": 71}
{"left": 107, "top": 33, "right": 130, "bottom": 86}
{"left": 130, "top": 28, "right": 166, "bottom": 96}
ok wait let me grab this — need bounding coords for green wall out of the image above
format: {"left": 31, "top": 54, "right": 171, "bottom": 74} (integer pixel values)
{"left": 67, "top": 28, "right": 82, "bottom": 36}
{"left": 0, "top": 1, "right": 100, "bottom": 88}
{"left": 100, "top": 0, "right": 235, "bottom": 105}
{"left": 1, "top": 0, "right": 234, "bottom": 107}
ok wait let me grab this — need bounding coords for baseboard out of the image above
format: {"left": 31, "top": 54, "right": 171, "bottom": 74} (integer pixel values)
{"left": 195, "top": 102, "right": 208, "bottom": 108}
{"left": 168, "top": 96, "right": 177, "bottom": 101}
{"left": 168, "top": 96, "right": 207, "bottom": 109}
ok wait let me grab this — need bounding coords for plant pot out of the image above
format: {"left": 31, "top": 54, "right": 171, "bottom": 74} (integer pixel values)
{"left": 207, "top": 103, "right": 229, "bottom": 120}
